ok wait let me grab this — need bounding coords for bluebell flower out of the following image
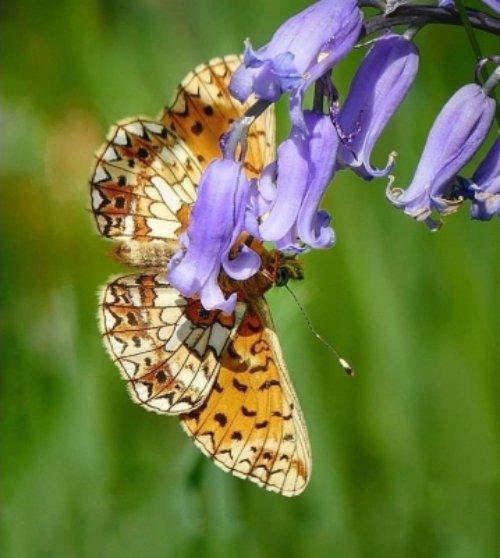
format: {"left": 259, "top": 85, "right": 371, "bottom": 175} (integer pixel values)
{"left": 386, "top": 83, "right": 496, "bottom": 228}
{"left": 465, "top": 138, "right": 500, "bottom": 220}
{"left": 168, "top": 159, "right": 261, "bottom": 313}
{"left": 254, "top": 111, "right": 338, "bottom": 252}
{"left": 230, "top": 0, "right": 362, "bottom": 128}
{"left": 336, "top": 32, "right": 419, "bottom": 179}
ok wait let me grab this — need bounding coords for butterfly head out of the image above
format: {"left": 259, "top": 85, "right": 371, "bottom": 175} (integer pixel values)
{"left": 275, "top": 254, "right": 304, "bottom": 287}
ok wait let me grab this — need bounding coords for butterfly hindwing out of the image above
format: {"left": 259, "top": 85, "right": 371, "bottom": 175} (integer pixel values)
{"left": 100, "top": 271, "right": 247, "bottom": 414}
{"left": 181, "top": 297, "right": 311, "bottom": 496}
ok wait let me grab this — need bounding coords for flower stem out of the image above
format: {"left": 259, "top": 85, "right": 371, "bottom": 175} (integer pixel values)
{"left": 454, "top": 0, "right": 486, "bottom": 71}
{"left": 361, "top": 5, "right": 500, "bottom": 37}
{"left": 483, "top": 64, "right": 500, "bottom": 96}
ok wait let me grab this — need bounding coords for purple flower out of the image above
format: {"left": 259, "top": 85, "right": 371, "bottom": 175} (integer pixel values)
{"left": 255, "top": 111, "right": 338, "bottom": 251}
{"left": 467, "top": 139, "right": 500, "bottom": 220}
{"left": 336, "top": 32, "right": 419, "bottom": 179}
{"left": 168, "top": 159, "right": 261, "bottom": 313}
{"left": 230, "top": 0, "right": 362, "bottom": 128}
{"left": 387, "top": 83, "right": 496, "bottom": 228}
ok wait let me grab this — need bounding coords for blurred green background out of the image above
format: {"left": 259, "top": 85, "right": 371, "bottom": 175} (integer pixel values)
{"left": 2, "top": 1, "right": 499, "bottom": 557}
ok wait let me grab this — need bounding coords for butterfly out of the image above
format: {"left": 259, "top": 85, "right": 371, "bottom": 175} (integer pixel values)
{"left": 90, "top": 55, "right": 311, "bottom": 496}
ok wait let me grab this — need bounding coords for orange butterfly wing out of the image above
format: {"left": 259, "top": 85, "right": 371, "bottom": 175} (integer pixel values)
{"left": 161, "top": 55, "right": 275, "bottom": 178}
{"left": 91, "top": 118, "right": 200, "bottom": 243}
{"left": 100, "top": 271, "right": 247, "bottom": 414}
{"left": 92, "top": 56, "right": 310, "bottom": 495}
{"left": 181, "top": 298, "right": 311, "bottom": 496}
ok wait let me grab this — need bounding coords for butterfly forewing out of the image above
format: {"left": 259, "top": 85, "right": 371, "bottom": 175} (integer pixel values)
{"left": 100, "top": 271, "right": 247, "bottom": 414}
{"left": 91, "top": 118, "right": 201, "bottom": 242}
{"left": 162, "top": 55, "right": 275, "bottom": 178}
{"left": 181, "top": 298, "right": 311, "bottom": 496}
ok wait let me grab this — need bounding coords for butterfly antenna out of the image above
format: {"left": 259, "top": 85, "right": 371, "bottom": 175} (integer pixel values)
{"left": 285, "top": 285, "right": 354, "bottom": 377}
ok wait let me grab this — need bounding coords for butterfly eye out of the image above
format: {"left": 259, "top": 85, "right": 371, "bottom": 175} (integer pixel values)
{"left": 199, "top": 309, "right": 211, "bottom": 320}
{"left": 276, "top": 267, "right": 290, "bottom": 287}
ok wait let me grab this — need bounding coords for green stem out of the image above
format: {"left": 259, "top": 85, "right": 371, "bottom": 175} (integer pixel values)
{"left": 454, "top": 0, "right": 500, "bottom": 125}
{"left": 454, "top": 0, "right": 488, "bottom": 81}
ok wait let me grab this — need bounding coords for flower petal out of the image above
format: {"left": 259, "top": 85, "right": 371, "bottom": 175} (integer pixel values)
{"left": 296, "top": 113, "right": 338, "bottom": 248}
{"left": 257, "top": 111, "right": 337, "bottom": 250}
{"left": 472, "top": 138, "right": 500, "bottom": 193}
{"left": 258, "top": 130, "right": 309, "bottom": 241}
{"left": 468, "top": 138, "right": 500, "bottom": 220}
{"left": 168, "top": 159, "right": 260, "bottom": 313}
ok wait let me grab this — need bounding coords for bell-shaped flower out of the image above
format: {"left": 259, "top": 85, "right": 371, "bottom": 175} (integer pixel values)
{"left": 229, "top": 0, "right": 362, "bottom": 128}
{"left": 256, "top": 110, "right": 338, "bottom": 252}
{"left": 336, "top": 32, "right": 419, "bottom": 179}
{"left": 387, "top": 83, "right": 496, "bottom": 228}
{"left": 465, "top": 139, "right": 500, "bottom": 220}
{"left": 168, "top": 159, "right": 261, "bottom": 314}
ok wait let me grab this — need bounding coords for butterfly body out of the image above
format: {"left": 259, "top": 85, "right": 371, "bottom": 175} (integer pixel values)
{"left": 91, "top": 55, "right": 311, "bottom": 496}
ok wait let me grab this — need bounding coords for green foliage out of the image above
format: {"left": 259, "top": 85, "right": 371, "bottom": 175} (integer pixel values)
{"left": 1, "top": 1, "right": 499, "bottom": 557}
